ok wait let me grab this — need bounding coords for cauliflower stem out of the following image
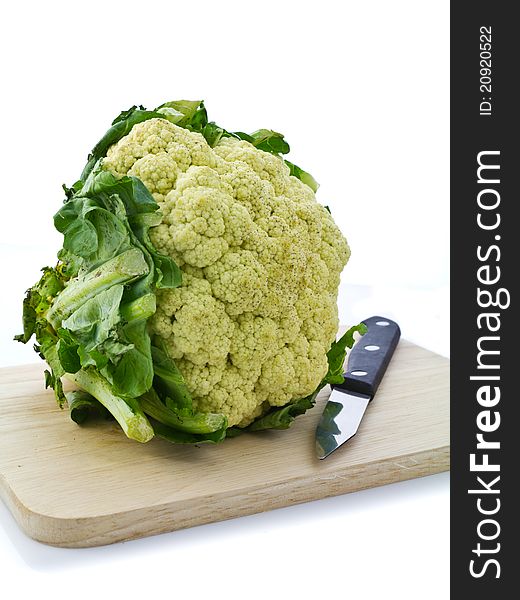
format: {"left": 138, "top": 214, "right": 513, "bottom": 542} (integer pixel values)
{"left": 16, "top": 99, "right": 358, "bottom": 445}
{"left": 66, "top": 369, "right": 154, "bottom": 443}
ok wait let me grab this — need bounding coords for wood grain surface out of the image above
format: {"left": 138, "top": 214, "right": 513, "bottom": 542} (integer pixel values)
{"left": 0, "top": 339, "right": 449, "bottom": 548}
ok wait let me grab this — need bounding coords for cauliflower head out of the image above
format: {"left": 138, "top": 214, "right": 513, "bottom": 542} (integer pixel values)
{"left": 102, "top": 118, "right": 350, "bottom": 427}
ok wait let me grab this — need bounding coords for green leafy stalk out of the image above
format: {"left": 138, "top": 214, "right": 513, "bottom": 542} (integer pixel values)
{"left": 47, "top": 249, "right": 148, "bottom": 329}
{"left": 140, "top": 389, "right": 226, "bottom": 435}
{"left": 284, "top": 160, "right": 319, "bottom": 193}
{"left": 66, "top": 369, "right": 153, "bottom": 442}
{"left": 16, "top": 152, "right": 184, "bottom": 439}
{"left": 235, "top": 395, "right": 316, "bottom": 434}
{"left": 232, "top": 129, "right": 290, "bottom": 154}
{"left": 150, "top": 418, "right": 228, "bottom": 445}
{"left": 66, "top": 389, "right": 112, "bottom": 424}
{"left": 324, "top": 323, "right": 368, "bottom": 385}
{"left": 150, "top": 340, "right": 192, "bottom": 412}
{"left": 120, "top": 293, "right": 156, "bottom": 323}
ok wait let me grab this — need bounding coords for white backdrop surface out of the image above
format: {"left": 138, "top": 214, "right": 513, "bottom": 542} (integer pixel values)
{"left": 0, "top": 1, "right": 449, "bottom": 598}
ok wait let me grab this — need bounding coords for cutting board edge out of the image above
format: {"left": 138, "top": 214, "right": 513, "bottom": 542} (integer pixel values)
{"left": 0, "top": 445, "right": 450, "bottom": 548}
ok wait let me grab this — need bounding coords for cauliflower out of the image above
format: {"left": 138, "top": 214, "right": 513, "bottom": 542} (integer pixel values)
{"left": 17, "top": 100, "right": 359, "bottom": 445}
{"left": 103, "top": 118, "right": 350, "bottom": 427}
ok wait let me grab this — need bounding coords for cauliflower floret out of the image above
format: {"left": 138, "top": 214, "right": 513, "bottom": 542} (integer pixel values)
{"left": 204, "top": 250, "right": 268, "bottom": 316}
{"left": 296, "top": 287, "right": 339, "bottom": 348}
{"left": 151, "top": 166, "right": 258, "bottom": 269}
{"left": 103, "top": 118, "right": 215, "bottom": 191}
{"left": 128, "top": 152, "right": 179, "bottom": 202}
{"left": 214, "top": 137, "right": 290, "bottom": 195}
{"left": 175, "top": 359, "right": 225, "bottom": 397}
{"left": 161, "top": 184, "right": 231, "bottom": 268}
{"left": 255, "top": 336, "right": 328, "bottom": 408}
{"left": 103, "top": 118, "right": 350, "bottom": 426}
{"left": 218, "top": 160, "right": 273, "bottom": 221}
{"left": 194, "top": 365, "right": 259, "bottom": 427}
{"left": 152, "top": 274, "right": 235, "bottom": 366}
{"left": 229, "top": 313, "right": 283, "bottom": 370}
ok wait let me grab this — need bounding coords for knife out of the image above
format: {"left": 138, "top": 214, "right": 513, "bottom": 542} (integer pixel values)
{"left": 315, "top": 316, "right": 401, "bottom": 460}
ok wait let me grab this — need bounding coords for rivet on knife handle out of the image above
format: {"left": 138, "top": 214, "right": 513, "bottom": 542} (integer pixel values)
{"left": 332, "top": 316, "right": 401, "bottom": 399}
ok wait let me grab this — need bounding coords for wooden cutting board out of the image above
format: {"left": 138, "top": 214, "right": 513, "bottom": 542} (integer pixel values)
{"left": 0, "top": 338, "right": 449, "bottom": 548}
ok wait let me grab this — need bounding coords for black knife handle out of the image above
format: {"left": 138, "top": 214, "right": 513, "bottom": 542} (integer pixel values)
{"left": 332, "top": 316, "right": 401, "bottom": 399}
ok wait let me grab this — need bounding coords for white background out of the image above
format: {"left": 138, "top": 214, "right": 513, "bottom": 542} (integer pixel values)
{"left": 0, "top": 1, "right": 449, "bottom": 598}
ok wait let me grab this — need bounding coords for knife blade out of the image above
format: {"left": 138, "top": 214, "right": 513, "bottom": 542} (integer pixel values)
{"left": 315, "top": 316, "right": 401, "bottom": 459}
